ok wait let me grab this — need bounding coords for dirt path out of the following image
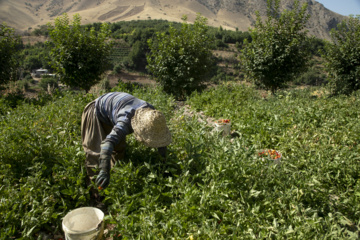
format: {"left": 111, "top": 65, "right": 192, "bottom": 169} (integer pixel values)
{"left": 107, "top": 71, "right": 156, "bottom": 87}
{"left": 17, "top": 71, "right": 155, "bottom": 99}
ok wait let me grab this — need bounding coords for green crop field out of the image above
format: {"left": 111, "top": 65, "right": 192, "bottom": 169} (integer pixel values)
{"left": 1, "top": 82, "right": 360, "bottom": 239}
{"left": 109, "top": 43, "right": 132, "bottom": 65}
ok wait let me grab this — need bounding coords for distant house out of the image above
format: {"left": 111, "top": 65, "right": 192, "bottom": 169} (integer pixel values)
{"left": 34, "top": 68, "right": 48, "bottom": 75}
{"left": 32, "top": 68, "right": 54, "bottom": 78}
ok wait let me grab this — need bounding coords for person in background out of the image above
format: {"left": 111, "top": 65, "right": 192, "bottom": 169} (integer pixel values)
{"left": 81, "top": 92, "right": 172, "bottom": 191}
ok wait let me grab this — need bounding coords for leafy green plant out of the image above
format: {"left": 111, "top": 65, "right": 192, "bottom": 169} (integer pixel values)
{"left": 185, "top": 84, "right": 360, "bottom": 238}
{"left": 147, "top": 14, "right": 215, "bottom": 100}
{"left": 16, "top": 78, "right": 30, "bottom": 91}
{"left": 240, "top": 0, "right": 312, "bottom": 93}
{"left": 322, "top": 15, "right": 360, "bottom": 95}
{"left": 113, "top": 63, "right": 123, "bottom": 74}
{"left": 0, "top": 92, "right": 93, "bottom": 237}
{"left": 0, "top": 22, "right": 21, "bottom": 85}
{"left": 1, "top": 81, "right": 360, "bottom": 239}
{"left": 294, "top": 65, "right": 327, "bottom": 86}
{"left": 39, "top": 75, "right": 58, "bottom": 91}
{"left": 47, "top": 13, "right": 113, "bottom": 93}
{"left": 124, "top": 40, "right": 148, "bottom": 71}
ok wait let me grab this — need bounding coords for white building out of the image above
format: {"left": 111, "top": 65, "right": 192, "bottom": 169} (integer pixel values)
{"left": 35, "top": 68, "right": 48, "bottom": 75}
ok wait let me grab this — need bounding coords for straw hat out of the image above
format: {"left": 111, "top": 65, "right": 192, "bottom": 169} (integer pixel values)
{"left": 131, "top": 108, "right": 172, "bottom": 148}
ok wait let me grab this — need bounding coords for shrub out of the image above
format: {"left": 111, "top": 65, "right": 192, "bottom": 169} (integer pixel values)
{"left": 125, "top": 40, "right": 147, "bottom": 71}
{"left": 17, "top": 79, "right": 30, "bottom": 91}
{"left": 39, "top": 76, "right": 58, "bottom": 91}
{"left": 113, "top": 63, "right": 123, "bottom": 74}
{"left": 23, "top": 72, "right": 34, "bottom": 82}
{"left": 0, "top": 23, "right": 21, "bottom": 85}
{"left": 147, "top": 14, "right": 215, "bottom": 100}
{"left": 214, "top": 39, "right": 228, "bottom": 49}
{"left": 240, "top": 0, "right": 312, "bottom": 94}
{"left": 323, "top": 16, "right": 360, "bottom": 95}
{"left": 47, "top": 13, "right": 113, "bottom": 92}
{"left": 294, "top": 67, "right": 327, "bottom": 86}
{"left": 0, "top": 92, "right": 25, "bottom": 109}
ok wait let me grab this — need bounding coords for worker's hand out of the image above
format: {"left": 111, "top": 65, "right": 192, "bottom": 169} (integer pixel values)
{"left": 96, "top": 170, "right": 110, "bottom": 189}
{"left": 96, "top": 155, "right": 111, "bottom": 189}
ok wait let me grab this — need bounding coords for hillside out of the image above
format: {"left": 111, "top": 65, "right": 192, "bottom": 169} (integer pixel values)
{"left": 0, "top": 0, "right": 347, "bottom": 39}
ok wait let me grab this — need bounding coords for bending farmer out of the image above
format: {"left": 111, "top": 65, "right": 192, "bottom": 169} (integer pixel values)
{"left": 81, "top": 92, "right": 172, "bottom": 189}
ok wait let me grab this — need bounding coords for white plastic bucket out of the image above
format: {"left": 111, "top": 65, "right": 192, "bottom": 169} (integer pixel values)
{"left": 214, "top": 119, "right": 231, "bottom": 136}
{"left": 62, "top": 207, "right": 104, "bottom": 240}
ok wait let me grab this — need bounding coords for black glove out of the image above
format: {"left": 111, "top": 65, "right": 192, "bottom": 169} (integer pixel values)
{"left": 95, "top": 170, "right": 110, "bottom": 189}
{"left": 96, "top": 156, "right": 111, "bottom": 189}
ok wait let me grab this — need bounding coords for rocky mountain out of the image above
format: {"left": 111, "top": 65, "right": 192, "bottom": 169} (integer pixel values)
{"left": 0, "top": 0, "right": 347, "bottom": 39}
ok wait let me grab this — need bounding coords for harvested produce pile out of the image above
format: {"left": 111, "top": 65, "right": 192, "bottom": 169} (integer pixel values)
{"left": 258, "top": 149, "right": 282, "bottom": 160}
{"left": 215, "top": 119, "right": 231, "bottom": 124}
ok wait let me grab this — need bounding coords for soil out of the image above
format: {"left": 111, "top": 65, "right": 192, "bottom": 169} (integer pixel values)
{"left": 108, "top": 71, "right": 156, "bottom": 87}
{"left": 17, "top": 70, "right": 155, "bottom": 99}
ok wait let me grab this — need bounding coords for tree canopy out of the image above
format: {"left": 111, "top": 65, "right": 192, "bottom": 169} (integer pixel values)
{"left": 0, "top": 22, "right": 21, "bottom": 85}
{"left": 47, "top": 13, "right": 113, "bottom": 92}
{"left": 147, "top": 14, "right": 215, "bottom": 100}
{"left": 323, "top": 15, "right": 360, "bottom": 95}
{"left": 240, "top": 0, "right": 312, "bottom": 93}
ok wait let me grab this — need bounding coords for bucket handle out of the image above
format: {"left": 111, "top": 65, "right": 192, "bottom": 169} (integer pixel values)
{"left": 96, "top": 221, "right": 103, "bottom": 231}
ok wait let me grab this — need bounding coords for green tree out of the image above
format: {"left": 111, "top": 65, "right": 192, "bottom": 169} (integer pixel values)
{"left": 124, "top": 40, "right": 147, "bottom": 71}
{"left": 47, "top": 13, "right": 112, "bottom": 92}
{"left": 0, "top": 22, "right": 21, "bottom": 85}
{"left": 322, "top": 15, "right": 360, "bottom": 95}
{"left": 147, "top": 14, "right": 215, "bottom": 100}
{"left": 23, "top": 55, "right": 42, "bottom": 71}
{"left": 240, "top": 0, "right": 311, "bottom": 93}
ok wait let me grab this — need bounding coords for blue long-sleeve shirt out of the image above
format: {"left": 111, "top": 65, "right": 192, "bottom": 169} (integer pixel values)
{"left": 95, "top": 92, "right": 154, "bottom": 157}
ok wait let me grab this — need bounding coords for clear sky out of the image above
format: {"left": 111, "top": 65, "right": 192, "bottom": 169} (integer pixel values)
{"left": 316, "top": 0, "right": 360, "bottom": 16}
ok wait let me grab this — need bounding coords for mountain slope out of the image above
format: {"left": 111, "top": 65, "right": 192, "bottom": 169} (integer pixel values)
{"left": 0, "top": 0, "right": 347, "bottom": 39}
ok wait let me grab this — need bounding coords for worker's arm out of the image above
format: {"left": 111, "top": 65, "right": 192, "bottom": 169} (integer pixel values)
{"left": 96, "top": 123, "right": 129, "bottom": 189}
